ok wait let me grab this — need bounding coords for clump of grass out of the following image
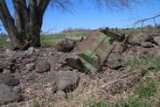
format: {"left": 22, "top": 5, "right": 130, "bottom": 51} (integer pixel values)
{"left": 115, "top": 95, "right": 152, "bottom": 107}
{"left": 124, "top": 53, "right": 160, "bottom": 72}
{"left": 32, "top": 99, "right": 40, "bottom": 107}
{"left": 0, "top": 37, "right": 11, "bottom": 49}
{"left": 135, "top": 77, "right": 156, "bottom": 98}
{"left": 123, "top": 53, "right": 139, "bottom": 70}
{"left": 85, "top": 99, "right": 108, "bottom": 107}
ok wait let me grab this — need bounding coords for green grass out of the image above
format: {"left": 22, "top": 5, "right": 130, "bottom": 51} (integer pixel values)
{"left": 41, "top": 32, "right": 90, "bottom": 47}
{"left": 0, "top": 37, "right": 11, "bottom": 49}
{"left": 85, "top": 99, "right": 108, "bottom": 107}
{"left": 115, "top": 95, "right": 152, "bottom": 107}
{"left": 123, "top": 28, "right": 160, "bottom": 35}
{"left": 124, "top": 53, "right": 160, "bottom": 72}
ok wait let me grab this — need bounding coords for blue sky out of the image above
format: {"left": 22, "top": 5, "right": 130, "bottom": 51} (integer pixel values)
{"left": 0, "top": 0, "right": 160, "bottom": 34}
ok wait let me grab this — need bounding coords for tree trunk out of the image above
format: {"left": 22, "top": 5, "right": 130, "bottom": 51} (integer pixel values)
{"left": 0, "top": 0, "right": 50, "bottom": 50}
{"left": 0, "top": 0, "right": 21, "bottom": 49}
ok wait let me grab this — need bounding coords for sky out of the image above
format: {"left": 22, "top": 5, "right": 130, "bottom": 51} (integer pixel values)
{"left": 0, "top": 0, "right": 160, "bottom": 34}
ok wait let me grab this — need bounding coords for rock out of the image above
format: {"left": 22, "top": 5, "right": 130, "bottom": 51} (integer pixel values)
{"left": 55, "top": 71, "right": 79, "bottom": 93}
{"left": 5, "top": 49, "right": 15, "bottom": 57}
{"left": 35, "top": 61, "right": 50, "bottom": 73}
{"left": 154, "top": 36, "right": 160, "bottom": 46}
{"left": 0, "top": 77, "right": 19, "bottom": 86}
{"left": 0, "top": 84, "right": 22, "bottom": 105}
{"left": 140, "top": 42, "right": 154, "bottom": 48}
{"left": 6, "top": 38, "right": 11, "bottom": 42}
{"left": 47, "top": 56, "right": 61, "bottom": 69}
{"left": 146, "top": 48, "right": 160, "bottom": 58}
{"left": 26, "top": 63, "right": 35, "bottom": 71}
{"left": 24, "top": 47, "right": 35, "bottom": 56}
{"left": 54, "top": 38, "right": 76, "bottom": 52}
{"left": 107, "top": 53, "right": 123, "bottom": 69}
{"left": 56, "top": 90, "right": 67, "bottom": 98}
{"left": 128, "top": 33, "right": 149, "bottom": 44}
{"left": 27, "top": 74, "right": 37, "bottom": 81}
{"left": 3, "top": 69, "right": 11, "bottom": 75}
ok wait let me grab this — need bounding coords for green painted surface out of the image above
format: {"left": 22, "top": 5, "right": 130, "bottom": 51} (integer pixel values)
{"left": 75, "top": 30, "right": 120, "bottom": 72}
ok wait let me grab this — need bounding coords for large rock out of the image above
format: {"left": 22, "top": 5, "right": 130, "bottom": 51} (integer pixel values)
{"left": 47, "top": 56, "right": 61, "bottom": 69}
{"left": 140, "top": 42, "right": 154, "bottom": 48}
{"left": 0, "top": 84, "right": 22, "bottom": 105}
{"left": 128, "top": 33, "right": 149, "bottom": 44}
{"left": 5, "top": 49, "right": 15, "bottom": 57}
{"left": 154, "top": 36, "right": 160, "bottom": 46}
{"left": 107, "top": 53, "right": 123, "bottom": 69}
{"left": 35, "top": 61, "right": 50, "bottom": 73}
{"left": 0, "top": 77, "right": 19, "bottom": 86}
{"left": 54, "top": 38, "right": 76, "bottom": 52}
{"left": 55, "top": 71, "right": 79, "bottom": 93}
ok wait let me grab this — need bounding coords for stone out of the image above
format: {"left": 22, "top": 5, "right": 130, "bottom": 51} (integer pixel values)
{"left": 35, "top": 61, "right": 50, "bottom": 73}
{"left": 0, "top": 84, "right": 22, "bottom": 105}
{"left": 107, "top": 53, "right": 123, "bottom": 69}
{"left": 55, "top": 71, "right": 79, "bottom": 93}
{"left": 140, "top": 42, "right": 154, "bottom": 48}
{"left": 128, "top": 33, "right": 149, "bottom": 44}
{"left": 54, "top": 38, "right": 76, "bottom": 52}
{"left": 26, "top": 63, "right": 35, "bottom": 71}
{"left": 24, "top": 47, "right": 35, "bottom": 56}
{"left": 154, "top": 36, "right": 160, "bottom": 46}
{"left": 0, "top": 77, "right": 19, "bottom": 86}
{"left": 5, "top": 49, "right": 15, "bottom": 57}
{"left": 3, "top": 69, "right": 11, "bottom": 75}
{"left": 56, "top": 90, "right": 67, "bottom": 98}
{"left": 146, "top": 48, "right": 160, "bottom": 58}
{"left": 27, "top": 74, "right": 37, "bottom": 81}
{"left": 47, "top": 56, "right": 61, "bottom": 69}
{"left": 6, "top": 38, "right": 11, "bottom": 42}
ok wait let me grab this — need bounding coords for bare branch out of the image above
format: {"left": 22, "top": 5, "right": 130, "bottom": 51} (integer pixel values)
{"left": 134, "top": 14, "right": 160, "bottom": 28}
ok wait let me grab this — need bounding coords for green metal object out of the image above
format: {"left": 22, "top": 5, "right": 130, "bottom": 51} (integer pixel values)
{"left": 71, "top": 30, "right": 123, "bottom": 72}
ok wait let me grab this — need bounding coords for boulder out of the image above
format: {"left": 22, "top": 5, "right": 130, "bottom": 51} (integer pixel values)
{"left": 140, "top": 42, "right": 154, "bottom": 48}
{"left": 146, "top": 48, "right": 160, "bottom": 58}
{"left": 35, "top": 61, "right": 50, "bottom": 73}
{"left": 54, "top": 38, "right": 76, "bottom": 52}
{"left": 0, "top": 77, "right": 19, "bottom": 86}
{"left": 128, "top": 33, "right": 149, "bottom": 44}
{"left": 0, "top": 84, "right": 22, "bottom": 105}
{"left": 5, "top": 49, "right": 15, "bottom": 57}
{"left": 107, "top": 53, "right": 123, "bottom": 69}
{"left": 47, "top": 56, "right": 61, "bottom": 69}
{"left": 154, "top": 36, "right": 160, "bottom": 46}
{"left": 55, "top": 71, "right": 79, "bottom": 93}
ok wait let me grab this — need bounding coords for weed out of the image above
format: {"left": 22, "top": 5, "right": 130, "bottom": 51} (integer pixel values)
{"left": 32, "top": 99, "right": 40, "bottom": 107}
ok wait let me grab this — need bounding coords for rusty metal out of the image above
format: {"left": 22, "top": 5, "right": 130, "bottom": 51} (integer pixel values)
{"left": 70, "top": 30, "right": 124, "bottom": 72}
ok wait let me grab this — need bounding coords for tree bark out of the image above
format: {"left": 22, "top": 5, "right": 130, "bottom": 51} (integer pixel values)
{"left": 0, "top": 0, "right": 21, "bottom": 49}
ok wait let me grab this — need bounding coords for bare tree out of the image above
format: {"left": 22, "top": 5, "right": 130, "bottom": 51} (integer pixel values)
{"left": 0, "top": 0, "right": 150, "bottom": 50}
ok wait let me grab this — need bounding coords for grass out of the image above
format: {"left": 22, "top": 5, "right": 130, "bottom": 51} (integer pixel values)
{"left": 0, "top": 37, "right": 11, "bottom": 49}
{"left": 41, "top": 32, "right": 90, "bottom": 47}
{"left": 85, "top": 99, "right": 108, "bottom": 107}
